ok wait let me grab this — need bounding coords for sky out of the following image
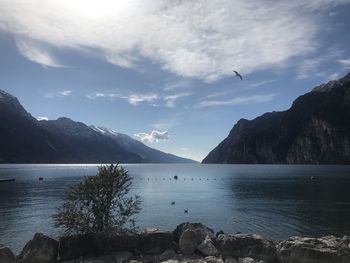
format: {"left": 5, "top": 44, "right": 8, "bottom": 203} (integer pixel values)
{"left": 0, "top": 0, "right": 350, "bottom": 161}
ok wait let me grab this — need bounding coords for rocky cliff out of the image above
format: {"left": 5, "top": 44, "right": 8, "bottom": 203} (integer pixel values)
{"left": 202, "top": 72, "right": 350, "bottom": 164}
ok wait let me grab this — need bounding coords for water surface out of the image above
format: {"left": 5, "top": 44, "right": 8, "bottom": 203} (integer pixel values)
{"left": 1, "top": 164, "right": 350, "bottom": 253}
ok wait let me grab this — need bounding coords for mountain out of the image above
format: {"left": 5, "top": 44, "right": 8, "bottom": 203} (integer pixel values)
{"left": 202, "top": 72, "right": 350, "bottom": 164}
{"left": 90, "top": 126, "right": 194, "bottom": 163}
{"left": 0, "top": 90, "right": 195, "bottom": 163}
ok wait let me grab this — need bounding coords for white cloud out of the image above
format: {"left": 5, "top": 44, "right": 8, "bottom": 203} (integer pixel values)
{"left": 134, "top": 130, "right": 170, "bottom": 143}
{"left": 37, "top": 116, "right": 49, "bottom": 121}
{"left": 85, "top": 93, "right": 109, "bottom": 99}
{"left": 127, "top": 94, "right": 159, "bottom": 106}
{"left": 338, "top": 58, "right": 350, "bottom": 66}
{"left": 197, "top": 94, "right": 276, "bottom": 108}
{"left": 86, "top": 91, "right": 190, "bottom": 107}
{"left": 1, "top": 0, "right": 348, "bottom": 81}
{"left": 164, "top": 93, "right": 191, "bottom": 108}
{"left": 16, "top": 39, "right": 64, "bottom": 67}
{"left": 45, "top": 90, "right": 72, "bottom": 98}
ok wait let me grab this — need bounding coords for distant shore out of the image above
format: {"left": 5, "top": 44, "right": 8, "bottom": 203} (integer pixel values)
{"left": 2, "top": 222, "right": 350, "bottom": 263}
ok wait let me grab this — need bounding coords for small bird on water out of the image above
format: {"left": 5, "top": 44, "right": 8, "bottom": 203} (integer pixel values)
{"left": 233, "top": 70, "right": 243, "bottom": 80}
{"left": 184, "top": 209, "right": 188, "bottom": 213}
{"left": 171, "top": 201, "right": 175, "bottom": 205}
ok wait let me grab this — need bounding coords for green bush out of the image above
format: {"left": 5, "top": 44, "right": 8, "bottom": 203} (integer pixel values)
{"left": 53, "top": 164, "right": 141, "bottom": 235}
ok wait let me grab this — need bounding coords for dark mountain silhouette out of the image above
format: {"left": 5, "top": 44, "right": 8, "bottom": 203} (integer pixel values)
{"left": 203, "top": 72, "right": 350, "bottom": 164}
{"left": 0, "top": 90, "right": 195, "bottom": 163}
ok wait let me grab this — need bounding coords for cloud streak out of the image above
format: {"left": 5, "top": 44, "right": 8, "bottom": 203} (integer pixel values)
{"left": 15, "top": 39, "right": 64, "bottom": 68}
{"left": 296, "top": 48, "right": 343, "bottom": 79}
{"left": 45, "top": 90, "right": 72, "bottom": 98}
{"left": 86, "top": 91, "right": 190, "bottom": 107}
{"left": 134, "top": 130, "right": 170, "bottom": 143}
{"left": 197, "top": 94, "right": 276, "bottom": 108}
{"left": 1, "top": 0, "right": 348, "bottom": 80}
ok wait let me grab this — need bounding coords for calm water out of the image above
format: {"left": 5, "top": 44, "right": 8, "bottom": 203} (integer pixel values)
{"left": 1, "top": 164, "right": 350, "bottom": 253}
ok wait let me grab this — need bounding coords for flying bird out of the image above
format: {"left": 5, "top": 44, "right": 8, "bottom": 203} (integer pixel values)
{"left": 233, "top": 70, "right": 243, "bottom": 80}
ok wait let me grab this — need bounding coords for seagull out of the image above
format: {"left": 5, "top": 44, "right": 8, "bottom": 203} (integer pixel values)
{"left": 233, "top": 70, "right": 243, "bottom": 80}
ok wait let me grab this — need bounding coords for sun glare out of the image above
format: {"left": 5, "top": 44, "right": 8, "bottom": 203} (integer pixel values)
{"left": 60, "top": 0, "right": 135, "bottom": 18}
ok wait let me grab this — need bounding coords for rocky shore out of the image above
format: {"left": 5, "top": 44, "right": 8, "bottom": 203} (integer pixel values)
{"left": 1, "top": 222, "right": 350, "bottom": 263}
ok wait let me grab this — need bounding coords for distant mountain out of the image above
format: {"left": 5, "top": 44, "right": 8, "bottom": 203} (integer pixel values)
{"left": 0, "top": 90, "right": 195, "bottom": 163}
{"left": 203, "top": 72, "right": 350, "bottom": 164}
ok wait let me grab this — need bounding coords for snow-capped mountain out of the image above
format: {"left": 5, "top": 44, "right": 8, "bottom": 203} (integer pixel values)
{"left": 0, "top": 90, "right": 195, "bottom": 164}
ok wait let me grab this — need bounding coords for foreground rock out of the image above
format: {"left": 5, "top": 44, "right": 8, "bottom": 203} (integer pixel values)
{"left": 0, "top": 245, "right": 16, "bottom": 263}
{"left": 197, "top": 237, "right": 218, "bottom": 256}
{"left": 174, "top": 223, "right": 215, "bottom": 242}
{"left": 179, "top": 229, "right": 203, "bottom": 255}
{"left": 59, "top": 234, "right": 97, "bottom": 261}
{"left": 17, "top": 233, "right": 58, "bottom": 263}
{"left": 215, "top": 234, "right": 276, "bottom": 262}
{"left": 276, "top": 235, "right": 350, "bottom": 263}
{"left": 12, "top": 222, "right": 350, "bottom": 263}
{"left": 94, "top": 230, "right": 139, "bottom": 254}
{"left": 140, "top": 229, "right": 175, "bottom": 254}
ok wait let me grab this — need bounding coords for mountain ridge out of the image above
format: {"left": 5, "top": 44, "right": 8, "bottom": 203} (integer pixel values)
{"left": 0, "top": 90, "right": 195, "bottom": 164}
{"left": 202, "top": 72, "right": 350, "bottom": 164}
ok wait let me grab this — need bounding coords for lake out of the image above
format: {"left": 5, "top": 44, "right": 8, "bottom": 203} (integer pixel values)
{"left": 1, "top": 164, "right": 350, "bottom": 253}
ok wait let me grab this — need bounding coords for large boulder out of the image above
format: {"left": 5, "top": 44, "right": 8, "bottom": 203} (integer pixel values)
{"left": 59, "top": 234, "right": 97, "bottom": 261}
{"left": 94, "top": 230, "right": 139, "bottom": 254}
{"left": 179, "top": 229, "right": 203, "bottom": 255}
{"left": 140, "top": 229, "right": 175, "bottom": 254}
{"left": 17, "top": 233, "right": 59, "bottom": 263}
{"left": 173, "top": 223, "right": 215, "bottom": 242}
{"left": 197, "top": 237, "right": 218, "bottom": 256}
{"left": 215, "top": 234, "right": 276, "bottom": 262}
{"left": 276, "top": 235, "right": 350, "bottom": 263}
{"left": 0, "top": 245, "right": 16, "bottom": 263}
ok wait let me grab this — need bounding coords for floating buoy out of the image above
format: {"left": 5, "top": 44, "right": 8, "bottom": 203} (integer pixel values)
{"left": 174, "top": 175, "right": 178, "bottom": 180}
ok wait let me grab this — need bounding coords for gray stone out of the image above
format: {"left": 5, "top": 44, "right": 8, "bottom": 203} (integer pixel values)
{"left": 215, "top": 234, "right": 276, "bottom": 262}
{"left": 174, "top": 223, "right": 215, "bottom": 243}
{"left": 140, "top": 230, "right": 174, "bottom": 254}
{"left": 0, "top": 245, "right": 16, "bottom": 263}
{"left": 276, "top": 235, "right": 350, "bottom": 263}
{"left": 204, "top": 256, "right": 224, "bottom": 263}
{"left": 17, "top": 233, "right": 58, "bottom": 263}
{"left": 179, "top": 229, "right": 202, "bottom": 255}
{"left": 59, "top": 234, "right": 97, "bottom": 261}
{"left": 197, "top": 238, "right": 218, "bottom": 256}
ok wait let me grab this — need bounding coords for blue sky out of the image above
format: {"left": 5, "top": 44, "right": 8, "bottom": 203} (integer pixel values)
{"left": 0, "top": 0, "right": 350, "bottom": 161}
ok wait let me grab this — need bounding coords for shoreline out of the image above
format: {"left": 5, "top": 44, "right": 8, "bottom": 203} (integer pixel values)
{"left": 1, "top": 222, "right": 350, "bottom": 263}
